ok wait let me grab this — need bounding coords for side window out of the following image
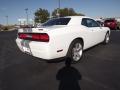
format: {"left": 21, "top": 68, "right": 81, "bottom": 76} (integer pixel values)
{"left": 81, "top": 18, "right": 87, "bottom": 27}
{"left": 82, "top": 18, "right": 100, "bottom": 27}
{"left": 87, "top": 19, "right": 100, "bottom": 27}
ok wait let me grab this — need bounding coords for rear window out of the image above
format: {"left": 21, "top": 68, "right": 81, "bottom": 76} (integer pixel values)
{"left": 42, "top": 18, "right": 71, "bottom": 26}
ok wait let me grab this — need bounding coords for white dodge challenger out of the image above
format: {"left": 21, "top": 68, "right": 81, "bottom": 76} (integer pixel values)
{"left": 16, "top": 16, "right": 110, "bottom": 62}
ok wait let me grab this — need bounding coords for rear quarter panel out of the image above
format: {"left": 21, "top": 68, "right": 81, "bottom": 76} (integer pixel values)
{"left": 47, "top": 25, "right": 88, "bottom": 56}
{"left": 47, "top": 25, "right": 110, "bottom": 57}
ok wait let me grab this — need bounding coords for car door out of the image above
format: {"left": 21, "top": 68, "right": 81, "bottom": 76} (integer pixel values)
{"left": 81, "top": 18, "right": 104, "bottom": 48}
{"left": 86, "top": 18, "right": 105, "bottom": 43}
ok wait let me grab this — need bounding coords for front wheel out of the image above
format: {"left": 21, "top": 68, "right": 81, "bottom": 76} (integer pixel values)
{"left": 67, "top": 40, "right": 83, "bottom": 63}
{"left": 103, "top": 33, "right": 110, "bottom": 44}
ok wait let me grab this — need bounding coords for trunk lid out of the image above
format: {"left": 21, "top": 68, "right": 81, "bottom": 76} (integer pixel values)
{"left": 18, "top": 25, "right": 67, "bottom": 33}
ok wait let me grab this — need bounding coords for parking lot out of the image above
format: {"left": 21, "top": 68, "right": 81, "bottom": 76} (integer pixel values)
{"left": 0, "top": 30, "right": 120, "bottom": 90}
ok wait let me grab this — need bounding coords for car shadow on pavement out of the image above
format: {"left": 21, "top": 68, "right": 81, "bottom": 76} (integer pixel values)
{"left": 46, "top": 57, "right": 65, "bottom": 63}
{"left": 56, "top": 58, "right": 82, "bottom": 90}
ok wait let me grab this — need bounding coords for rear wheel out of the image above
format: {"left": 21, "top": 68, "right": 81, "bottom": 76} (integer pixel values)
{"left": 67, "top": 40, "right": 83, "bottom": 63}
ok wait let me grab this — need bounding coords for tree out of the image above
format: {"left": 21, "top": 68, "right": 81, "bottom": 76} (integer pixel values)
{"left": 34, "top": 8, "right": 50, "bottom": 23}
{"left": 52, "top": 8, "right": 85, "bottom": 17}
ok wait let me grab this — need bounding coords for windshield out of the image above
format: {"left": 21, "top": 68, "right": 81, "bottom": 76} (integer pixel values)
{"left": 105, "top": 20, "right": 115, "bottom": 22}
{"left": 42, "top": 18, "right": 71, "bottom": 26}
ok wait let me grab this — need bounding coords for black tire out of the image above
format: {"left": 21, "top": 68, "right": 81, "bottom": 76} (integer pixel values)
{"left": 67, "top": 39, "right": 83, "bottom": 63}
{"left": 103, "top": 33, "right": 110, "bottom": 44}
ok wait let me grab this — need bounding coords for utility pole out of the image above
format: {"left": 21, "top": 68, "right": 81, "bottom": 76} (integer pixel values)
{"left": 57, "top": 0, "right": 60, "bottom": 17}
{"left": 6, "top": 15, "right": 8, "bottom": 26}
{"left": 25, "top": 8, "right": 28, "bottom": 25}
{"left": 68, "top": 8, "right": 69, "bottom": 16}
{"left": 59, "top": 0, "right": 60, "bottom": 10}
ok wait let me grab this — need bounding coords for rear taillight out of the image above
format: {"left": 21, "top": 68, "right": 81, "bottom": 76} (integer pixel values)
{"left": 18, "top": 33, "right": 49, "bottom": 42}
{"left": 19, "top": 33, "right": 28, "bottom": 39}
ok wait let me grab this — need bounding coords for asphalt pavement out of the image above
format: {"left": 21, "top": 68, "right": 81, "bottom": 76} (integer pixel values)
{"left": 0, "top": 30, "right": 120, "bottom": 90}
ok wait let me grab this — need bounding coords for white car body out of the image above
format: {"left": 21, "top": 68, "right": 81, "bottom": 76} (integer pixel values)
{"left": 16, "top": 16, "right": 110, "bottom": 60}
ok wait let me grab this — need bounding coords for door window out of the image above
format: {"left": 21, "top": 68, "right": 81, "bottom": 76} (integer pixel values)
{"left": 82, "top": 18, "right": 100, "bottom": 27}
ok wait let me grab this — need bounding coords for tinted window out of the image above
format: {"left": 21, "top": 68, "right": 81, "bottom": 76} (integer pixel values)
{"left": 42, "top": 18, "right": 71, "bottom": 26}
{"left": 81, "top": 18, "right": 87, "bottom": 26}
{"left": 96, "top": 21, "right": 103, "bottom": 26}
{"left": 105, "top": 20, "right": 115, "bottom": 22}
{"left": 82, "top": 18, "right": 100, "bottom": 27}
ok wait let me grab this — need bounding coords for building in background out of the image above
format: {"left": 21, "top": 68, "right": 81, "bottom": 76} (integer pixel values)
{"left": 18, "top": 18, "right": 34, "bottom": 26}
{"left": 115, "top": 17, "right": 120, "bottom": 22}
{"left": 18, "top": 19, "right": 26, "bottom": 25}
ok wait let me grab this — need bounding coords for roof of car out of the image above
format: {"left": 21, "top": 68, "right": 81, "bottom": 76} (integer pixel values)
{"left": 62, "top": 16, "right": 91, "bottom": 25}
{"left": 64, "top": 16, "right": 90, "bottom": 19}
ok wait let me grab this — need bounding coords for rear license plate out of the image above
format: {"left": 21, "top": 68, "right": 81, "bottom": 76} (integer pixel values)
{"left": 23, "top": 47, "right": 31, "bottom": 54}
{"left": 21, "top": 40, "right": 31, "bottom": 54}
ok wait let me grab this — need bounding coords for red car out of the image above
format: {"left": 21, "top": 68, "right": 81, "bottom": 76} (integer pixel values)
{"left": 104, "top": 19, "right": 118, "bottom": 30}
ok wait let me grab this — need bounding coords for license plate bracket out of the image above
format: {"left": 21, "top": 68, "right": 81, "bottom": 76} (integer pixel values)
{"left": 21, "top": 40, "right": 31, "bottom": 54}
{"left": 23, "top": 46, "right": 31, "bottom": 53}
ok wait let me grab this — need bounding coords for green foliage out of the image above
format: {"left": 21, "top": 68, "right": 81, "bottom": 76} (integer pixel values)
{"left": 34, "top": 8, "right": 85, "bottom": 23}
{"left": 52, "top": 8, "right": 85, "bottom": 17}
{"left": 117, "top": 22, "right": 120, "bottom": 29}
{"left": 0, "top": 24, "right": 3, "bottom": 31}
{"left": 34, "top": 8, "right": 50, "bottom": 23}
{"left": 0, "top": 25, "right": 15, "bottom": 31}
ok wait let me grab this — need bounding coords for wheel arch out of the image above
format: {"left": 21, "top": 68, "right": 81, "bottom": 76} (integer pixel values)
{"left": 66, "top": 37, "right": 84, "bottom": 57}
{"left": 73, "top": 38, "right": 84, "bottom": 47}
{"left": 107, "top": 30, "right": 110, "bottom": 35}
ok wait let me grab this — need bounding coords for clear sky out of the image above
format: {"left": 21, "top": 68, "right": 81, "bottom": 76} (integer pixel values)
{"left": 0, "top": 0, "right": 120, "bottom": 25}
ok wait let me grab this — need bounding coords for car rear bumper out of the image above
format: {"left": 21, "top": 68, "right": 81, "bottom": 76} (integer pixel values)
{"left": 16, "top": 38, "right": 63, "bottom": 60}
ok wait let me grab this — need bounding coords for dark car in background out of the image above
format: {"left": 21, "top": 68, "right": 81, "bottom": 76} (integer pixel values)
{"left": 104, "top": 19, "right": 119, "bottom": 30}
